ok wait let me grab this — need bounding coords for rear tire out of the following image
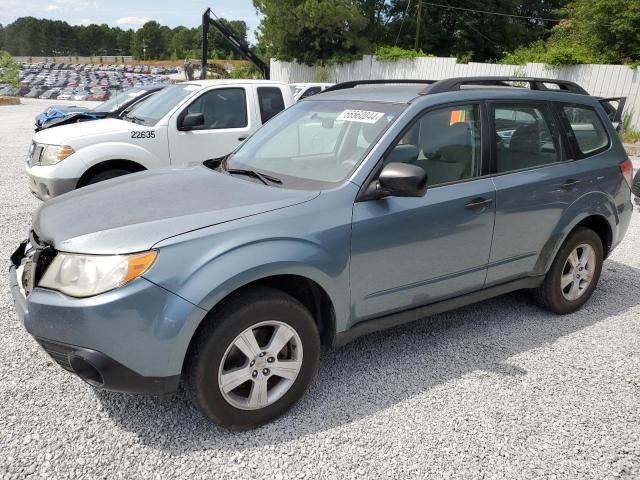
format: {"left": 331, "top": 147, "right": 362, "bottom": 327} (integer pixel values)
{"left": 184, "top": 287, "right": 320, "bottom": 430}
{"left": 532, "top": 227, "right": 603, "bottom": 314}
{"left": 85, "top": 168, "right": 131, "bottom": 185}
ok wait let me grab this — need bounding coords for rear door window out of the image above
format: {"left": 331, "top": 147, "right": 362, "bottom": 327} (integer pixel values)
{"left": 257, "top": 87, "right": 285, "bottom": 124}
{"left": 561, "top": 104, "right": 609, "bottom": 156}
{"left": 492, "top": 103, "right": 564, "bottom": 173}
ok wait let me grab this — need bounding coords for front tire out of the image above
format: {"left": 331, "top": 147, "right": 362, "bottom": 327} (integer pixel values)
{"left": 85, "top": 168, "right": 131, "bottom": 185}
{"left": 532, "top": 227, "right": 603, "bottom": 314}
{"left": 184, "top": 287, "right": 320, "bottom": 429}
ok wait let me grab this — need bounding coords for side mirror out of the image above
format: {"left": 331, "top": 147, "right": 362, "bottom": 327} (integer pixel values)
{"left": 180, "top": 113, "right": 204, "bottom": 131}
{"left": 365, "top": 162, "right": 428, "bottom": 200}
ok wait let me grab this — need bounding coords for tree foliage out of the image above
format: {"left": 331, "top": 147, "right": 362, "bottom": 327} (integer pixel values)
{"left": 253, "top": 0, "right": 370, "bottom": 64}
{"left": 255, "top": 0, "right": 569, "bottom": 63}
{"left": 0, "top": 16, "right": 249, "bottom": 61}
{"left": 0, "top": 50, "right": 20, "bottom": 87}
{"left": 502, "top": 0, "right": 640, "bottom": 66}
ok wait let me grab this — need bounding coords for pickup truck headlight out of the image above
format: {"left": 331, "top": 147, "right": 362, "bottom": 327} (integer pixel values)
{"left": 40, "top": 145, "right": 74, "bottom": 166}
{"left": 39, "top": 251, "right": 157, "bottom": 298}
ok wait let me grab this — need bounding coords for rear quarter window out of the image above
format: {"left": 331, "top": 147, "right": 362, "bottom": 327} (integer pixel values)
{"left": 561, "top": 104, "right": 610, "bottom": 157}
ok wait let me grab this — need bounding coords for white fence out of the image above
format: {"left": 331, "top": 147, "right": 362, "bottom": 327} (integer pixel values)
{"left": 271, "top": 55, "right": 640, "bottom": 130}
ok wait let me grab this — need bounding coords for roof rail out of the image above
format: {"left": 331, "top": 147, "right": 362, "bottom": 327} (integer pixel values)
{"left": 419, "top": 77, "right": 589, "bottom": 95}
{"left": 323, "top": 79, "right": 436, "bottom": 93}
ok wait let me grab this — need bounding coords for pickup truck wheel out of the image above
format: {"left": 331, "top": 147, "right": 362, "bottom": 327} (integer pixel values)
{"left": 184, "top": 287, "right": 320, "bottom": 430}
{"left": 532, "top": 227, "right": 603, "bottom": 314}
{"left": 85, "top": 168, "right": 131, "bottom": 185}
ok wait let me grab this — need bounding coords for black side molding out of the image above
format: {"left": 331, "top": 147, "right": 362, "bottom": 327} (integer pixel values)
{"left": 334, "top": 276, "right": 544, "bottom": 347}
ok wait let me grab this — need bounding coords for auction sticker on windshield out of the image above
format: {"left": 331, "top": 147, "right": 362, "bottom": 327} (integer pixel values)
{"left": 337, "top": 109, "right": 385, "bottom": 124}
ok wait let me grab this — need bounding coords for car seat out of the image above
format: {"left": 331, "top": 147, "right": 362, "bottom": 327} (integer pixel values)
{"left": 416, "top": 120, "right": 470, "bottom": 185}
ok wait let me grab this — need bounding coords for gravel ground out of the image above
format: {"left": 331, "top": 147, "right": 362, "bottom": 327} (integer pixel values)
{"left": 1, "top": 99, "right": 639, "bottom": 480}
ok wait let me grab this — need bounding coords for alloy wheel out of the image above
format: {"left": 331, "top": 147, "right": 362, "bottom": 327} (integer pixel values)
{"left": 560, "top": 243, "right": 596, "bottom": 301}
{"left": 217, "top": 321, "right": 303, "bottom": 410}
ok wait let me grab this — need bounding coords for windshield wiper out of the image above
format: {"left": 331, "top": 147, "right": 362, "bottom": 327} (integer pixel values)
{"left": 226, "top": 168, "right": 282, "bottom": 186}
{"left": 123, "top": 114, "right": 145, "bottom": 125}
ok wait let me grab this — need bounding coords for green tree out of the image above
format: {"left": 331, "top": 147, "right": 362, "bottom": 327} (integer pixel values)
{"left": 381, "top": 0, "right": 567, "bottom": 62}
{"left": 0, "top": 51, "right": 20, "bottom": 87}
{"left": 170, "top": 26, "right": 195, "bottom": 59}
{"left": 254, "top": 0, "right": 369, "bottom": 64}
{"left": 560, "top": 0, "right": 640, "bottom": 63}
{"left": 116, "top": 29, "right": 134, "bottom": 56}
{"left": 503, "top": 0, "right": 640, "bottom": 66}
{"left": 131, "top": 21, "right": 166, "bottom": 60}
{"left": 210, "top": 19, "right": 249, "bottom": 59}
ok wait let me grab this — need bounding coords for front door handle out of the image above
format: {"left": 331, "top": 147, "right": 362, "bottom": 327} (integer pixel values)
{"left": 465, "top": 197, "right": 493, "bottom": 210}
{"left": 238, "top": 136, "right": 247, "bottom": 141}
{"left": 561, "top": 179, "right": 581, "bottom": 190}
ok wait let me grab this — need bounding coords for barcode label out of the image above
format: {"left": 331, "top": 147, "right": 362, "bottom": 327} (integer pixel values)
{"left": 337, "top": 109, "right": 385, "bottom": 124}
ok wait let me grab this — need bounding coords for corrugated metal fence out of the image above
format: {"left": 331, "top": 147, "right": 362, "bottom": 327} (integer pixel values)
{"left": 271, "top": 55, "right": 640, "bottom": 129}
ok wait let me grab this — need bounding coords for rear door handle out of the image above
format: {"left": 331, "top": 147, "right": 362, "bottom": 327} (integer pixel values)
{"left": 238, "top": 136, "right": 247, "bottom": 141}
{"left": 465, "top": 197, "right": 493, "bottom": 210}
{"left": 561, "top": 179, "right": 581, "bottom": 190}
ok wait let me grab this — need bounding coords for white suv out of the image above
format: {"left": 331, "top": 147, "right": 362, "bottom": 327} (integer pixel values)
{"left": 26, "top": 80, "right": 294, "bottom": 200}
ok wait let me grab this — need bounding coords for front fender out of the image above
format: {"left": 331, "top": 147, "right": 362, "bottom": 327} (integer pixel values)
{"left": 76, "top": 141, "right": 160, "bottom": 170}
{"left": 534, "top": 190, "right": 618, "bottom": 274}
{"left": 147, "top": 237, "right": 350, "bottom": 374}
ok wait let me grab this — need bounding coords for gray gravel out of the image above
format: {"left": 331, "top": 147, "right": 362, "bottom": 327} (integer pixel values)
{"left": 1, "top": 99, "right": 639, "bottom": 480}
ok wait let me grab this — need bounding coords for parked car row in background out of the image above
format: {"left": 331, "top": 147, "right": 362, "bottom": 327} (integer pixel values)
{"left": 0, "top": 62, "right": 176, "bottom": 100}
{"left": 21, "top": 62, "right": 181, "bottom": 75}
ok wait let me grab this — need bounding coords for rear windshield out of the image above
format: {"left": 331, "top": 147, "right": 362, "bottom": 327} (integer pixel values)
{"left": 562, "top": 105, "right": 610, "bottom": 156}
{"left": 225, "top": 99, "right": 405, "bottom": 189}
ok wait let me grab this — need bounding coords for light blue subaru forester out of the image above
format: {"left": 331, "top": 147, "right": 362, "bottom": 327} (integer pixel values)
{"left": 10, "top": 77, "right": 634, "bottom": 429}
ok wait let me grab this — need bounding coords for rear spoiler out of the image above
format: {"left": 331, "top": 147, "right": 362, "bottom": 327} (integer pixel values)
{"left": 597, "top": 97, "right": 626, "bottom": 131}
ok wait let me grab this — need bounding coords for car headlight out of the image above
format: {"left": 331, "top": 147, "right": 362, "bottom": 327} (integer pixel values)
{"left": 40, "top": 145, "right": 74, "bottom": 166}
{"left": 39, "top": 250, "right": 157, "bottom": 298}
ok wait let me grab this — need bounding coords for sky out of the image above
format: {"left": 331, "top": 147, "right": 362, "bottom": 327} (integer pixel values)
{"left": 0, "top": 0, "right": 261, "bottom": 40}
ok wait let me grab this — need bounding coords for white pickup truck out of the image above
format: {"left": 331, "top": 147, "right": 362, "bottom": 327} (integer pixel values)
{"left": 26, "top": 79, "right": 294, "bottom": 200}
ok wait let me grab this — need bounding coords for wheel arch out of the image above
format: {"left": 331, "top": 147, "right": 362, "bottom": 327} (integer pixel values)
{"left": 76, "top": 159, "right": 147, "bottom": 187}
{"left": 535, "top": 211, "right": 615, "bottom": 275}
{"left": 180, "top": 273, "right": 337, "bottom": 375}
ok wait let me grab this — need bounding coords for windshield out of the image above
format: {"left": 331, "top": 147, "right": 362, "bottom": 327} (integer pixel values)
{"left": 225, "top": 100, "right": 404, "bottom": 188}
{"left": 95, "top": 87, "right": 150, "bottom": 113}
{"left": 125, "top": 84, "right": 197, "bottom": 125}
{"left": 290, "top": 85, "right": 305, "bottom": 97}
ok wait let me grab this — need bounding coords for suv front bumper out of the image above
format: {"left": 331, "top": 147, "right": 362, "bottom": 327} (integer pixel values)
{"left": 34, "top": 337, "right": 179, "bottom": 395}
{"left": 9, "top": 244, "right": 206, "bottom": 395}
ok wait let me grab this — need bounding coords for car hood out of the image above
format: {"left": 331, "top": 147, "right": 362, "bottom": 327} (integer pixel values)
{"left": 33, "top": 117, "right": 133, "bottom": 145}
{"left": 33, "top": 166, "right": 319, "bottom": 254}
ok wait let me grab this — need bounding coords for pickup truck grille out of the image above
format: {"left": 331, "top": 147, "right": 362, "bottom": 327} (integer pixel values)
{"left": 28, "top": 142, "right": 44, "bottom": 167}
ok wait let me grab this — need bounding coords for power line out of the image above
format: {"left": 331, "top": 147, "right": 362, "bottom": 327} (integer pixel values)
{"left": 441, "top": 0, "right": 503, "bottom": 49}
{"left": 424, "top": 2, "right": 562, "bottom": 23}
{"left": 394, "top": 0, "right": 413, "bottom": 46}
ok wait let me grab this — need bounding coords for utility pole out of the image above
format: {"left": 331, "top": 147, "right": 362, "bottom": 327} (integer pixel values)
{"left": 414, "top": 0, "right": 423, "bottom": 51}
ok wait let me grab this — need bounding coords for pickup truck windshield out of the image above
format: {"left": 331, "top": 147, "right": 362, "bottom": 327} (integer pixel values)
{"left": 225, "top": 100, "right": 404, "bottom": 189}
{"left": 95, "top": 87, "right": 150, "bottom": 113}
{"left": 125, "top": 84, "right": 196, "bottom": 125}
